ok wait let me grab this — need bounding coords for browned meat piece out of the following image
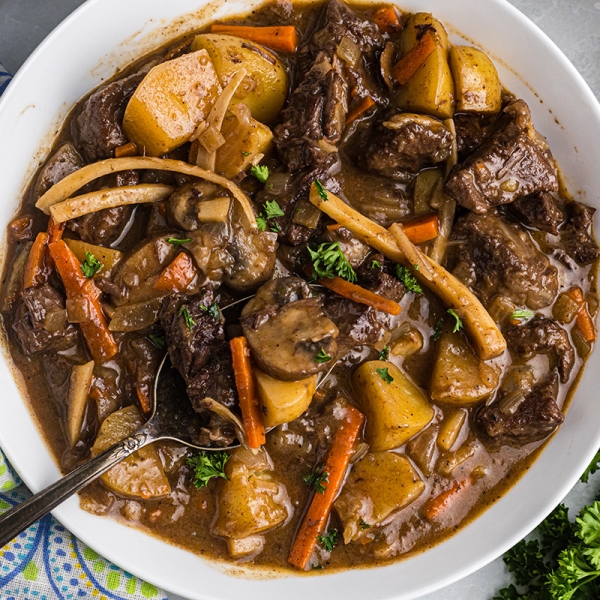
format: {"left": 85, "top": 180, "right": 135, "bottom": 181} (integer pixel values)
{"left": 33, "top": 142, "right": 85, "bottom": 201}
{"left": 453, "top": 113, "right": 488, "bottom": 159}
{"left": 323, "top": 298, "right": 383, "bottom": 350}
{"left": 563, "top": 201, "right": 600, "bottom": 265}
{"left": 509, "top": 192, "right": 564, "bottom": 235}
{"left": 505, "top": 316, "right": 574, "bottom": 383}
{"left": 73, "top": 71, "right": 145, "bottom": 161}
{"left": 12, "top": 284, "right": 79, "bottom": 355}
{"left": 452, "top": 212, "right": 558, "bottom": 309}
{"left": 476, "top": 372, "right": 563, "bottom": 446}
{"left": 445, "top": 99, "right": 558, "bottom": 213}
{"left": 360, "top": 113, "right": 454, "bottom": 181}
{"left": 122, "top": 337, "right": 163, "bottom": 414}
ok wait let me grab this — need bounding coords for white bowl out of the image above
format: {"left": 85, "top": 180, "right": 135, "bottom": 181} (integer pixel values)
{"left": 1, "top": 1, "right": 599, "bottom": 599}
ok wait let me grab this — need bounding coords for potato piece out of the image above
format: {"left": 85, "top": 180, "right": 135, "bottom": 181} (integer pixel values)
{"left": 90, "top": 405, "right": 170, "bottom": 500}
{"left": 395, "top": 13, "right": 454, "bottom": 119}
{"left": 391, "top": 326, "right": 424, "bottom": 358}
{"left": 437, "top": 408, "right": 467, "bottom": 451}
{"left": 406, "top": 424, "right": 439, "bottom": 476}
{"left": 334, "top": 452, "right": 425, "bottom": 543}
{"left": 197, "top": 197, "right": 231, "bottom": 223}
{"left": 227, "top": 535, "right": 265, "bottom": 559}
{"left": 64, "top": 239, "right": 123, "bottom": 278}
{"left": 212, "top": 448, "right": 289, "bottom": 539}
{"left": 430, "top": 331, "right": 500, "bottom": 405}
{"left": 437, "top": 440, "right": 477, "bottom": 477}
{"left": 449, "top": 46, "right": 502, "bottom": 114}
{"left": 254, "top": 369, "right": 317, "bottom": 428}
{"left": 192, "top": 34, "right": 288, "bottom": 124}
{"left": 352, "top": 361, "right": 434, "bottom": 451}
{"left": 67, "top": 360, "right": 94, "bottom": 447}
{"left": 123, "top": 50, "right": 222, "bottom": 156}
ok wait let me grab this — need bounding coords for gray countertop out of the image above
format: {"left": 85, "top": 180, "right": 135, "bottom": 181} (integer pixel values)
{"left": 1, "top": 1, "right": 599, "bottom": 598}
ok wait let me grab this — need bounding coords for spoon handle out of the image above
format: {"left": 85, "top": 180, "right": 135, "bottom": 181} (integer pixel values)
{"left": 0, "top": 423, "right": 157, "bottom": 548}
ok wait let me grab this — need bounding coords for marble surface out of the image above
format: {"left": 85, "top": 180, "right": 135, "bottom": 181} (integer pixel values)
{"left": 1, "top": 0, "right": 599, "bottom": 598}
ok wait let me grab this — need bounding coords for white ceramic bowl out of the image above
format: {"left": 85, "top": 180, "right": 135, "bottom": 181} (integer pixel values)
{"left": 1, "top": 1, "right": 599, "bottom": 599}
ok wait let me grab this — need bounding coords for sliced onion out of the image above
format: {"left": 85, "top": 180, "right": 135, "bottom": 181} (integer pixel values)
{"left": 198, "top": 124, "right": 226, "bottom": 154}
{"left": 67, "top": 360, "right": 95, "bottom": 446}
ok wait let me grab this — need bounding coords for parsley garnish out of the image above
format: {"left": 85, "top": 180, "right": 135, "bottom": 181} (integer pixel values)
{"left": 256, "top": 200, "right": 284, "bottom": 232}
{"left": 200, "top": 301, "right": 220, "bottom": 321}
{"left": 376, "top": 367, "right": 393, "bottom": 385}
{"left": 81, "top": 252, "right": 102, "bottom": 278}
{"left": 250, "top": 164, "right": 269, "bottom": 183}
{"left": 186, "top": 451, "right": 229, "bottom": 488}
{"left": 178, "top": 305, "right": 196, "bottom": 329}
{"left": 395, "top": 264, "right": 422, "bottom": 294}
{"left": 241, "top": 150, "right": 251, "bottom": 156}
{"left": 433, "top": 319, "right": 443, "bottom": 341}
{"left": 315, "top": 348, "right": 332, "bottom": 363}
{"left": 314, "top": 179, "right": 328, "bottom": 201}
{"left": 148, "top": 333, "right": 166, "bottom": 349}
{"left": 303, "top": 465, "right": 329, "bottom": 494}
{"left": 308, "top": 242, "right": 357, "bottom": 283}
{"left": 511, "top": 309, "right": 535, "bottom": 321}
{"left": 379, "top": 346, "right": 389, "bottom": 361}
{"left": 447, "top": 308, "right": 463, "bottom": 333}
{"left": 359, "top": 519, "right": 372, "bottom": 530}
{"left": 371, "top": 260, "right": 381, "bottom": 269}
{"left": 167, "top": 237, "right": 192, "bottom": 246}
{"left": 317, "top": 529, "right": 339, "bottom": 552}
{"left": 582, "top": 450, "right": 600, "bottom": 484}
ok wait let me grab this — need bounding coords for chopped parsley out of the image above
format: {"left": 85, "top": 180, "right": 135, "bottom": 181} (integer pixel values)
{"left": 447, "top": 308, "right": 463, "bottom": 333}
{"left": 303, "top": 465, "right": 329, "bottom": 494}
{"left": 433, "top": 319, "right": 443, "bottom": 341}
{"left": 581, "top": 449, "right": 600, "bottom": 484}
{"left": 80, "top": 252, "right": 102, "bottom": 278}
{"left": 314, "top": 179, "right": 328, "bottom": 201}
{"left": 308, "top": 242, "right": 357, "bottom": 283}
{"left": 186, "top": 451, "right": 229, "bottom": 488}
{"left": 148, "top": 333, "right": 166, "bottom": 349}
{"left": 379, "top": 346, "right": 389, "bottom": 361}
{"left": 178, "top": 305, "right": 196, "bottom": 330}
{"left": 371, "top": 260, "right": 381, "bottom": 269}
{"left": 256, "top": 200, "right": 284, "bottom": 232}
{"left": 511, "top": 309, "right": 535, "bottom": 321}
{"left": 315, "top": 348, "right": 333, "bottom": 363}
{"left": 359, "top": 519, "right": 372, "bottom": 530}
{"left": 395, "top": 264, "right": 422, "bottom": 294}
{"left": 250, "top": 164, "right": 269, "bottom": 183}
{"left": 167, "top": 237, "right": 192, "bottom": 246}
{"left": 200, "top": 301, "right": 220, "bottom": 321}
{"left": 376, "top": 367, "right": 394, "bottom": 385}
{"left": 317, "top": 529, "right": 340, "bottom": 552}
{"left": 241, "top": 150, "right": 251, "bottom": 156}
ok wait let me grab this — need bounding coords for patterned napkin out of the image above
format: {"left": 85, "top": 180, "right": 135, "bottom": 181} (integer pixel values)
{"left": 0, "top": 63, "right": 169, "bottom": 600}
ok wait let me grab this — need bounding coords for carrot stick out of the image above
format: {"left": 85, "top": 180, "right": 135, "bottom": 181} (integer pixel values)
{"left": 402, "top": 213, "right": 439, "bottom": 244}
{"left": 210, "top": 24, "right": 298, "bottom": 53}
{"left": 48, "top": 240, "right": 118, "bottom": 363}
{"left": 47, "top": 217, "right": 65, "bottom": 244}
{"left": 422, "top": 478, "right": 472, "bottom": 520}
{"left": 136, "top": 388, "right": 152, "bottom": 415}
{"left": 345, "top": 96, "right": 376, "bottom": 126}
{"left": 326, "top": 223, "right": 342, "bottom": 231}
{"left": 568, "top": 288, "right": 596, "bottom": 343}
{"left": 392, "top": 32, "right": 436, "bottom": 85}
{"left": 114, "top": 141, "right": 138, "bottom": 158}
{"left": 373, "top": 6, "right": 401, "bottom": 34}
{"left": 153, "top": 252, "right": 196, "bottom": 292}
{"left": 230, "top": 336, "right": 265, "bottom": 449}
{"left": 288, "top": 404, "right": 365, "bottom": 570}
{"left": 23, "top": 232, "right": 50, "bottom": 289}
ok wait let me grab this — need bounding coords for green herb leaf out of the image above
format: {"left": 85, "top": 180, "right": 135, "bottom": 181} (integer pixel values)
{"left": 241, "top": 150, "right": 251, "bottom": 156}
{"left": 315, "top": 348, "right": 332, "bottom": 363}
{"left": 256, "top": 216, "right": 267, "bottom": 231}
{"left": 317, "top": 529, "right": 339, "bottom": 552}
{"left": 308, "top": 242, "right": 357, "bottom": 283}
{"left": 395, "top": 264, "right": 422, "bottom": 294}
{"left": 167, "top": 237, "right": 192, "bottom": 246}
{"left": 250, "top": 164, "right": 269, "bottom": 183}
{"left": 582, "top": 450, "right": 600, "bottom": 484}
{"left": 148, "top": 333, "right": 166, "bottom": 349}
{"left": 270, "top": 223, "right": 281, "bottom": 233}
{"left": 186, "top": 451, "right": 229, "bottom": 488}
{"left": 371, "top": 260, "right": 381, "bottom": 269}
{"left": 178, "top": 305, "right": 196, "bottom": 330}
{"left": 433, "top": 319, "right": 443, "bottom": 341}
{"left": 80, "top": 251, "right": 102, "bottom": 278}
{"left": 359, "top": 519, "right": 371, "bottom": 530}
{"left": 376, "top": 367, "right": 393, "bottom": 385}
{"left": 511, "top": 309, "right": 535, "bottom": 321}
{"left": 314, "top": 179, "right": 328, "bottom": 201}
{"left": 447, "top": 308, "right": 463, "bottom": 333}
{"left": 263, "top": 200, "right": 285, "bottom": 220}
{"left": 200, "top": 302, "right": 220, "bottom": 321}
{"left": 379, "top": 346, "right": 389, "bottom": 361}
{"left": 303, "top": 465, "right": 329, "bottom": 494}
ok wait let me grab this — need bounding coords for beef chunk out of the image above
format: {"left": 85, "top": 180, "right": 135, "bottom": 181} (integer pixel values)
{"left": 452, "top": 212, "right": 558, "bottom": 309}
{"left": 13, "top": 284, "right": 79, "bottom": 355}
{"left": 509, "top": 192, "right": 565, "bottom": 235}
{"left": 505, "top": 316, "right": 574, "bottom": 383}
{"left": 323, "top": 298, "right": 383, "bottom": 350}
{"left": 445, "top": 99, "right": 558, "bottom": 213}
{"left": 160, "top": 291, "right": 237, "bottom": 412}
{"left": 563, "top": 201, "right": 600, "bottom": 266}
{"left": 122, "top": 337, "right": 163, "bottom": 415}
{"left": 33, "top": 142, "right": 85, "bottom": 201}
{"left": 477, "top": 372, "right": 563, "bottom": 446}
{"left": 73, "top": 71, "right": 145, "bottom": 161}
{"left": 453, "top": 113, "right": 488, "bottom": 159}
{"left": 360, "top": 113, "right": 453, "bottom": 181}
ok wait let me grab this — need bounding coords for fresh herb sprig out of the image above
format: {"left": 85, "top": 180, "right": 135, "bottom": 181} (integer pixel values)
{"left": 314, "top": 179, "right": 328, "bottom": 201}
{"left": 81, "top": 252, "right": 102, "bottom": 278}
{"left": 395, "top": 264, "right": 422, "bottom": 294}
{"left": 178, "top": 305, "right": 196, "bottom": 330}
{"left": 256, "top": 200, "right": 285, "bottom": 232}
{"left": 308, "top": 242, "right": 357, "bottom": 283}
{"left": 186, "top": 451, "right": 229, "bottom": 488}
{"left": 511, "top": 309, "right": 535, "bottom": 322}
{"left": 167, "top": 237, "right": 192, "bottom": 246}
{"left": 200, "top": 301, "right": 221, "bottom": 321}
{"left": 303, "top": 465, "right": 329, "bottom": 494}
{"left": 379, "top": 346, "right": 390, "bottom": 361}
{"left": 148, "top": 332, "right": 166, "bottom": 349}
{"left": 250, "top": 164, "right": 269, "bottom": 183}
{"left": 315, "top": 348, "right": 332, "bottom": 363}
{"left": 376, "top": 367, "right": 394, "bottom": 385}
{"left": 447, "top": 308, "right": 463, "bottom": 333}
{"left": 317, "top": 529, "right": 340, "bottom": 552}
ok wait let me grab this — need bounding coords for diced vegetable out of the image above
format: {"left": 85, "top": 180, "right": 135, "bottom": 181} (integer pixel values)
{"left": 437, "top": 408, "right": 467, "bottom": 451}
{"left": 23, "top": 232, "right": 49, "bottom": 288}
{"left": 192, "top": 34, "right": 288, "bottom": 124}
{"left": 90, "top": 405, "right": 170, "bottom": 499}
{"left": 449, "top": 46, "right": 502, "bottom": 114}
{"left": 334, "top": 452, "right": 425, "bottom": 543}
{"left": 391, "top": 326, "right": 424, "bottom": 358}
{"left": 254, "top": 369, "right": 317, "bottom": 428}
{"left": 66, "top": 360, "right": 95, "bottom": 447}
{"left": 153, "top": 252, "right": 197, "bottom": 292}
{"left": 345, "top": 96, "right": 376, "bottom": 125}
{"left": 552, "top": 291, "right": 581, "bottom": 324}
{"left": 373, "top": 6, "right": 402, "bottom": 34}
{"left": 437, "top": 441, "right": 477, "bottom": 477}
{"left": 568, "top": 287, "right": 596, "bottom": 343}
{"left": 123, "top": 50, "right": 222, "bottom": 156}
{"left": 413, "top": 168, "right": 442, "bottom": 215}
{"left": 210, "top": 24, "right": 298, "bottom": 53}
{"left": 392, "top": 31, "right": 436, "bottom": 85}
{"left": 64, "top": 239, "right": 123, "bottom": 278}
{"left": 292, "top": 198, "right": 322, "bottom": 229}
{"left": 422, "top": 477, "right": 472, "bottom": 520}
{"left": 406, "top": 424, "right": 439, "bottom": 476}
{"left": 352, "top": 361, "right": 434, "bottom": 451}
{"left": 401, "top": 213, "right": 439, "bottom": 244}
{"left": 197, "top": 197, "right": 232, "bottom": 223}
{"left": 114, "top": 141, "right": 138, "bottom": 158}
{"left": 227, "top": 536, "right": 265, "bottom": 559}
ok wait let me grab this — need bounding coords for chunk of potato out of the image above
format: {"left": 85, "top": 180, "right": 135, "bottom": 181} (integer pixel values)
{"left": 90, "top": 405, "right": 170, "bottom": 499}
{"left": 64, "top": 239, "right": 123, "bottom": 278}
{"left": 395, "top": 13, "right": 454, "bottom": 119}
{"left": 449, "top": 46, "right": 502, "bottom": 113}
{"left": 254, "top": 369, "right": 317, "bottom": 428}
{"left": 191, "top": 34, "right": 288, "bottom": 124}
{"left": 352, "top": 361, "right": 434, "bottom": 451}
{"left": 227, "top": 535, "right": 265, "bottom": 559}
{"left": 334, "top": 452, "right": 425, "bottom": 543}
{"left": 430, "top": 331, "right": 500, "bottom": 404}
{"left": 123, "top": 50, "right": 222, "bottom": 156}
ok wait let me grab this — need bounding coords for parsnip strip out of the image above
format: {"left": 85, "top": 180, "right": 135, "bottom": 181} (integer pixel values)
{"left": 308, "top": 183, "right": 506, "bottom": 361}
{"left": 50, "top": 184, "right": 173, "bottom": 223}
{"left": 35, "top": 156, "right": 258, "bottom": 229}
